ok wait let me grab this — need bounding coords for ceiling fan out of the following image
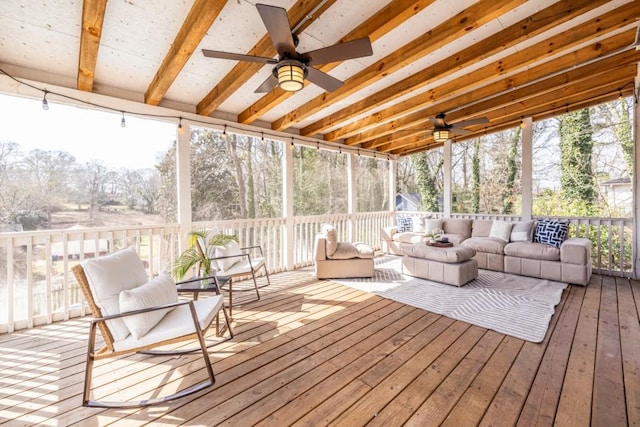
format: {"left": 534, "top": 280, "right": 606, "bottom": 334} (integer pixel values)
{"left": 202, "top": 3, "right": 373, "bottom": 93}
{"left": 398, "top": 113, "right": 490, "bottom": 142}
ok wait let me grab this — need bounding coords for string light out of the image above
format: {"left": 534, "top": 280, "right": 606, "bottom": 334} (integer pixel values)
{"left": 290, "top": 137, "right": 295, "bottom": 148}
{"left": 0, "top": 66, "right": 387, "bottom": 161}
{"left": 261, "top": 132, "right": 264, "bottom": 141}
{"left": 41, "top": 90, "right": 49, "bottom": 110}
{"left": 223, "top": 125, "right": 227, "bottom": 135}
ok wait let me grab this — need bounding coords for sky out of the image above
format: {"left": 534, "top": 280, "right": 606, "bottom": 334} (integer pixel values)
{"left": 0, "top": 93, "right": 177, "bottom": 169}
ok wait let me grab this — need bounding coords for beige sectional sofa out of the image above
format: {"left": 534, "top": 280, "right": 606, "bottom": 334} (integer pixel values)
{"left": 382, "top": 217, "right": 592, "bottom": 286}
{"left": 314, "top": 225, "right": 374, "bottom": 279}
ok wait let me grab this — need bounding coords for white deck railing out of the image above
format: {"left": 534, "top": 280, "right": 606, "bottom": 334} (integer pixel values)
{"left": 0, "top": 212, "right": 632, "bottom": 333}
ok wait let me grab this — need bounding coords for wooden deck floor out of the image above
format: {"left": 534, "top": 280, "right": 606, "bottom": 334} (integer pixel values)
{"left": 0, "top": 268, "right": 639, "bottom": 426}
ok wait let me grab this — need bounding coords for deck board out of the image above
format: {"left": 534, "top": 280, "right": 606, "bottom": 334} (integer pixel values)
{"left": 0, "top": 268, "right": 638, "bottom": 426}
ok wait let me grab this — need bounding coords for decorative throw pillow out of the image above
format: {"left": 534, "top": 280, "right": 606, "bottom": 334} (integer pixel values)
{"left": 510, "top": 220, "right": 534, "bottom": 242}
{"left": 534, "top": 219, "right": 568, "bottom": 248}
{"left": 423, "top": 218, "right": 443, "bottom": 234}
{"left": 215, "top": 241, "right": 244, "bottom": 271}
{"left": 322, "top": 224, "right": 338, "bottom": 257}
{"left": 119, "top": 272, "right": 178, "bottom": 339}
{"left": 489, "top": 220, "right": 513, "bottom": 242}
{"left": 396, "top": 216, "right": 413, "bottom": 233}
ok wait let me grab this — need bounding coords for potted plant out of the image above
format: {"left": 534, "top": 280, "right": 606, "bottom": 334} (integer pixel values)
{"left": 173, "top": 229, "right": 238, "bottom": 280}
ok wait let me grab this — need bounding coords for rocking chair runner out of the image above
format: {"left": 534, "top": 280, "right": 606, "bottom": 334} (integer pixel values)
{"left": 72, "top": 247, "right": 233, "bottom": 408}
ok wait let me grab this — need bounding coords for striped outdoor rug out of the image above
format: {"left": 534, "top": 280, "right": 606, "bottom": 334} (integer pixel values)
{"left": 335, "top": 256, "right": 568, "bottom": 343}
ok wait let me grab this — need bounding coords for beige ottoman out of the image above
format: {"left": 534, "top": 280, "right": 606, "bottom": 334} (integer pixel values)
{"left": 402, "top": 243, "right": 478, "bottom": 286}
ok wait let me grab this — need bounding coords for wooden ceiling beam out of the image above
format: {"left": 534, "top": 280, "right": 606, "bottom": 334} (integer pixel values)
{"left": 324, "top": 4, "right": 640, "bottom": 142}
{"left": 271, "top": 0, "right": 527, "bottom": 131}
{"left": 390, "top": 77, "right": 634, "bottom": 156}
{"left": 196, "top": 0, "right": 333, "bottom": 116}
{"left": 237, "top": 0, "right": 438, "bottom": 125}
{"left": 299, "top": 0, "right": 612, "bottom": 137}
{"left": 145, "top": 0, "right": 227, "bottom": 106}
{"left": 353, "top": 31, "right": 636, "bottom": 148}
{"left": 77, "top": 0, "right": 108, "bottom": 92}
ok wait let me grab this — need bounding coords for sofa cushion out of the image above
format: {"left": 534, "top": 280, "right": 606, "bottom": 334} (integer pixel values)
{"left": 403, "top": 243, "right": 475, "bottom": 263}
{"left": 396, "top": 216, "right": 413, "bottom": 232}
{"left": 329, "top": 242, "right": 374, "bottom": 259}
{"left": 504, "top": 241, "right": 560, "bottom": 261}
{"left": 392, "top": 232, "right": 425, "bottom": 244}
{"left": 472, "top": 220, "right": 493, "bottom": 237}
{"left": 322, "top": 224, "right": 338, "bottom": 256}
{"left": 441, "top": 233, "right": 467, "bottom": 246}
{"left": 423, "top": 218, "right": 443, "bottom": 235}
{"left": 510, "top": 220, "right": 535, "bottom": 242}
{"left": 461, "top": 237, "right": 506, "bottom": 255}
{"left": 489, "top": 220, "right": 513, "bottom": 243}
{"left": 443, "top": 219, "right": 472, "bottom": 238}
{"left": 534, "top": 219, "right": 568, "bottom": 248}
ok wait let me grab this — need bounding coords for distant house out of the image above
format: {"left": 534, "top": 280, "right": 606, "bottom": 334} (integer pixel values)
{"left": 600, "top": 177, "right": 632, "bottom": 216}
{"left": 396, "top": 193, "right": 421, "bottom": 211}
{"left": 0, "top": 224, "right": 23, "bottom": 233}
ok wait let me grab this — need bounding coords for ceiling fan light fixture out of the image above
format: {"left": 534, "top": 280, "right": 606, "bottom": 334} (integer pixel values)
{"left": 277, "top": 61, "right": 305, "bottom": 92}
{"left": 433, "top": 129, "right": 450, "bottom": 143}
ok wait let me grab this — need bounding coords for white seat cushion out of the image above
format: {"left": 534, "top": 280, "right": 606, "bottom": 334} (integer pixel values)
{"left": 113, "top": 295, "right": 224, "bottom": 351}
{"left": 119, "top": 273, "right": 178, "bottom": 339}
{"left": 82, "top": 247, "right": 148, "bottom": 341}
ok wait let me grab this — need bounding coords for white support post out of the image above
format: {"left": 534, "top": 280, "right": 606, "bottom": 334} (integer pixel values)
{"left": 176, "top": 123, "right": 192, "bottom": 253}
{"left": 444, "top": 140, "right": 452, "bottom": 218}
{"left": 347, "top": 153, "right": 356, "bottom": 241}
{"left": 633, "top": 72, "right": 640, "bottom": 278}
{"left": 521, "top": 117, "right": 533, "bottom": 221}
{"left": 282, "top": 142, "right": 295, "bottom": 270}
{"left": 388, "top": 158, "right": 397, "bottom": 225}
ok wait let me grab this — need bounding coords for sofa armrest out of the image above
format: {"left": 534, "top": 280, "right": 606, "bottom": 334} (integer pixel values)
{"left": 381, "top": 226, "right": 398, "bottom": 241}
{"left": 560, "top": 238, "right": 591, "bottom": 265}
{"left": 315, "top": 236, "right": 327, "bottom": 261}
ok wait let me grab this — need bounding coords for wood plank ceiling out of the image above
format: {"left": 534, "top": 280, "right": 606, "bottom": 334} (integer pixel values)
{"left": 1, "top": 0, "right": 638, "bottom": 157}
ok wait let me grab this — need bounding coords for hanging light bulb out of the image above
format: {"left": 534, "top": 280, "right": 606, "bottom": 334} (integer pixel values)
{"left": 120, "top": 112, "right": 126, "bottom": 128}
{"left": 41, "top": 90, "right": 49, "bottom": 110}
{"left": 178, "top": 117, "right": 183, "bottom": 133}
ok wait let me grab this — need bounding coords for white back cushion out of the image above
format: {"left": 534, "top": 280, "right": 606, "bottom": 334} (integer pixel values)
{"left": 119, "top": 272, "right": 178, "bottom": 339}
{"left": 82, "top": 247, "right": 148, "bottom": 341}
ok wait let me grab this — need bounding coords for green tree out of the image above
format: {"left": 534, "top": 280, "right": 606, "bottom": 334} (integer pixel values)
{"left": 412, "top": 151, "right": 442, "bottom": 212}
{"left": 558, "top": 108, "right": 597, "bottom": 214}
{"left": 472, "top": 138, "right": 480, "bottom": 213}
{"left": 502, "top": 127, "right": 520, "bottom": 214}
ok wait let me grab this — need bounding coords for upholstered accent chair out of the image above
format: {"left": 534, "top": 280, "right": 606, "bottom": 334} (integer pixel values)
{"left": 72, "top": 247, "right": 232, "bottom": 408}
{"left": 314, "top": 224, "right": 375, "bottom": 279}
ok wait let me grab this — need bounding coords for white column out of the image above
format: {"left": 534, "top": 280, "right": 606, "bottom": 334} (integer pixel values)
{"left": 633, "top": 72, "right": 640, "bottom": 278}
{"left": 347, "top": 153, "right": 356, "bottom": 241}
{"left": 388, "top": 158, "right": 397, "bottom": 227}
{"left": 521, "top": 117, "right": 533, "bottom": 221}
{"left": 444, "top": 140, "right": 452, "bottom": 217}
{"left": 282, "top": 141, "right": 295, "bottom": 270}
{"left": 176, "top": 122, "right": 192, "bottom": 252}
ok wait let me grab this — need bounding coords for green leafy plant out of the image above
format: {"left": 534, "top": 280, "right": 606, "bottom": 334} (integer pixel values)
{"left": 173, "top": 229, "right": 238, "bottom": 279}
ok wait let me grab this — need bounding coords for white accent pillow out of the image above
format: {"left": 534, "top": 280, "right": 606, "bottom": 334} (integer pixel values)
{"left": 424, "top": 218, "right": 443, "bottom": 234}
{"left": 510, "top": 220, "right": 534, "bottom": 242}
{"left": 119, "top": 272, "right": 178, "bottom": 340}
{"left": 489, "top": 220, "right": 513, "bottom": 242}
{"left": 215, "top": 241, "right": 243, "bottom": 271}
{"left": 82, "top": 247, "right": 149, "bottom": 342}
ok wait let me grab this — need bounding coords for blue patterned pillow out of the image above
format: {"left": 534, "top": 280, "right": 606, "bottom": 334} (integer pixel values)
{"left": 534, "top": 220, "right": 568, "bottom": 248}
{"left": 396, "top": 216, "right": 413, "bottom": 233}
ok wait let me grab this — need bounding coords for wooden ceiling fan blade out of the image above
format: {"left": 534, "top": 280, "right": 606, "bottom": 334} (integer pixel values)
{"left": 306, "top": 67, "right": 343, "bottom": 92}
{"left": 301, "top": 37, "right": 373, "bottom": 66}
{"left": 453, "top": 116, "right": 489, "bottom": 128}
{"left": 254, "top": 74, "right": 278, "bottom": 93}
{"left": 256, "top": 3, "right": 296, "bottom": 57}
{"left": 450, "top": 127, "right": 472, "bottom": 136}
{"left": 430, "top": 117, "right": 446, "bottom": 128}
{"left": 202, "top": 49, "right": 276, "bottom": 64}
